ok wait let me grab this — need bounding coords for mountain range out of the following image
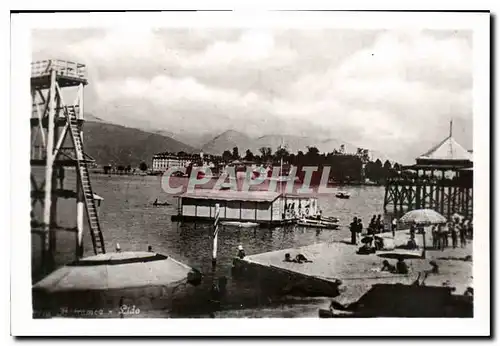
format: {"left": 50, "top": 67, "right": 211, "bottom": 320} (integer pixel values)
{"left": 81, "top": 116, "right": 195, "bottom": 166}
{"left": 79, "top": 115, "right": 393, "bottom": 166}
{"left": 200, "top": 130, "right": 392, "bottom": 162}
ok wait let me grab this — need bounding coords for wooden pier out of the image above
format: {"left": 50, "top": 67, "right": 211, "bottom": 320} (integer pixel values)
{"left": 384, "top": 123, "right": 473, "bottom": 219}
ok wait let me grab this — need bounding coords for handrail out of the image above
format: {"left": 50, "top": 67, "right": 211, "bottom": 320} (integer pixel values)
{"left": 31, "top": 59, "right": 87, "bottom": 80}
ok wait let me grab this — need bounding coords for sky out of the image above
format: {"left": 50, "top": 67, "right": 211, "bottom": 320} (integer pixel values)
{"left": 32, "top": 27, "right": 473, "bottom": 164}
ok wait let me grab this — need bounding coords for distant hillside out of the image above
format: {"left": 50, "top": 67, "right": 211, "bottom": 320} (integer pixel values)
{"left": 201, "top": 131, "right": 394, "bottom": 163}
{"left": 82, "top": 121, "right": 195, "bottom": 166}
{"left": 155, "top": 129, "right": 216, "bottom": 149}
{"left": 201, "top": 131, "right": 355, "bottom": 155}
{"left": 201, "top": 130, "right": 255, "bottom": 155}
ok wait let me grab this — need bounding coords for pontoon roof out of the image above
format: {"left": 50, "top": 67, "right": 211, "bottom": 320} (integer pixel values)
{"left": 180, "top": 190, "right": 281, "bottom": 202}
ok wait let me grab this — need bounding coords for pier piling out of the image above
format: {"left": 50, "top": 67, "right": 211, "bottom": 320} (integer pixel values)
{"left": 384, "top": 126, "right": 472, "bottom": 219}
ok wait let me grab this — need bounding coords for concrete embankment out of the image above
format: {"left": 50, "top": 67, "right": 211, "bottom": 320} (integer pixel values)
{"left": 233, "top": 228, "right": 472, "bottom": 308}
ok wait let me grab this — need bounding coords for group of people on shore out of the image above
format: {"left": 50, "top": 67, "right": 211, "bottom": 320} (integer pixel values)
{"left": 368, "top": 215, "right": 385, "bottom": 235}
{"left": 431, "top": 219, "right": 472, "bottom": 250}
{"left": 349, "top": 217, "right": 364, "bottom": 245}
{"left": 349, "top": 214, "right": 388, "bottom": 246}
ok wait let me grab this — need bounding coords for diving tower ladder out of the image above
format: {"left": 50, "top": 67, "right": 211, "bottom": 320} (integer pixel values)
{"left": 66, "top": 105, "right": 106, "bottom": 254}
{"left": 31, "top": 60, "right": 105, "bottom": 274}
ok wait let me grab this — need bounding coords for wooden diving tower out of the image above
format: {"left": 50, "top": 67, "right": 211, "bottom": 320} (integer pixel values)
{"left": 31, "top": 59, "right": 105, "bottom": 274}
{"left": 384, "top": 122, "right": 473, "bottom": 220}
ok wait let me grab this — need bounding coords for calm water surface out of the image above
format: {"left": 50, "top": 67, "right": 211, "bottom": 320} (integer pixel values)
{"left": 32, "top": 172, "right": 391, "bottom": 317}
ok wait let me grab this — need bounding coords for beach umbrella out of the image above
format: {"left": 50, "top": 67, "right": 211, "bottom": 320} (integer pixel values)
{"left": 33, "top": 251, "right": 202, "bottom": 316}
{"left": 399, "top": 209, "right": 447, "bottom": 225}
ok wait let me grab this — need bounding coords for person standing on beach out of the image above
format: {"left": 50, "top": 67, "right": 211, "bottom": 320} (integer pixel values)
{"left": 451, "top": 223, "right": 458, "bottom": 248}
{"left": 442, "top": 224, "right": 449, "bottom": 249}
{"left": 391, "top": 218, "right": 397, "bottom": 237}
{"left": 431, "top": 225, "right": 438, "bottom": 249}
{"left": 357, "top": 218, "right": 364, "bottom": 236}
{"left": 369, "top": 215, "right": 376, "bottom": 235}
{"left": 57, "top": 165, "right": 65, "bottom": 189}
{"left": 467, "top": 219, "right": 473, "bottom": 239}
{"left": 350, "top": 217, "right": 358, "bottom": 245}
{"left": 410, "top": 222, "right": 416, "bottom": 240}
{"left": 438, "top": 224, "right": 445, "bottom": 250}
{"left": 375, "top": 215, "right": 382, "bottom": 233}
{"left": 459, "top": 222, "right": 467, "bottom": 247}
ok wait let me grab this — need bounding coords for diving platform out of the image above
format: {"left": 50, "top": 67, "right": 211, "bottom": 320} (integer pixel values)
{"left": 31, "top": 59, "right": 88, "bottom": 88}
{"left": 31, "top": 59, "right": 105, "bottom": 276}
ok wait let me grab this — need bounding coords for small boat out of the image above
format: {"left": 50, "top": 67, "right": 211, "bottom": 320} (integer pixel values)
{"left": 306, "top": 214, "right": 340, "bottom": 224}
{"left": 267, "top": 175, "right": 296, "bottom": 182}
{"left": 221, "top": 221, "right": 259, "bottom": 228}
{"left": 318, "top": 215, "right": 340, "bottom": 223}
{"left": 297, "top": 218, "right": 340, "bottom": 229}
{"left": 152, "top": 198, "right": 170, "bottom": 206}
{"left": 335, "top": 191, "right": 351, "bottom": 199}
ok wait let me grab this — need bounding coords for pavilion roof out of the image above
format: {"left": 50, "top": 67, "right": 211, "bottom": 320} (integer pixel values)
{"left": 417, "top": 136, "right": 472, "bottom": 163}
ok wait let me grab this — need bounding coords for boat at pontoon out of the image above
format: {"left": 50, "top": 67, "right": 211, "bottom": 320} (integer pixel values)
{"left": 336, "top": 191, "right": 351, "bottom": 199}
{"left": 297, "top": 218, "right": 340, "bottom": 229}
{"left": 315, "top": 215, "right": 340, "bottom": 223}
{"left": 221, "top": 221, "right": 259, "bottom": 228}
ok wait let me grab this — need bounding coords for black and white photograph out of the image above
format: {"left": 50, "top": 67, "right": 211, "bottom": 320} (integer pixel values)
{"left": 9, "top": 9, "right": 490, "bottom": 336}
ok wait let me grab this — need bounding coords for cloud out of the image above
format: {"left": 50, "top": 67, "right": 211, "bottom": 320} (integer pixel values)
{"left": 277, "top": 30, "right": 472, "bottom": 161}
{"left": 32, "top": 28, "right": 473, "bottom": 163}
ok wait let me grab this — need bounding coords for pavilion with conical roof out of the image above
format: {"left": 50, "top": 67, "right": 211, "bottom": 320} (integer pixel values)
{"left": 384, "top": 121, "right": 473, "bottom": 219}
{"left": 415, "top": 121, "right": 472, "bottom": 168}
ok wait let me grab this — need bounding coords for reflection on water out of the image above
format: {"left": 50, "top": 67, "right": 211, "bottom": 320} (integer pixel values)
{"left": 32, "top": 171, "right": 390, "bottom": 317}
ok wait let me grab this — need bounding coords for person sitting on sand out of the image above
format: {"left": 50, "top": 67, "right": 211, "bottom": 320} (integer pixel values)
{"left": 374, "top": 236, "right": 384, "bottom": 250}
{"left": 406, "top": 237, "right": 418, "bottom": 250}
{"left": 295, "top": 254, "right": 312, "bottom": 263}
{"left": 283, "top": 253, "right": 312, "bottom": 263}
{"left": 357, "top": 242, "right": 376, "bottom": 255}
{"left": 284, "top": 253, "right": 298, "bottom": 263}
{"left": 429, "top": 260, "right": 439, "bottom": 274}
{"left": 396, "top": 258, "right": 409, "bottom": 274}
{"left": 464, "top": 287, "right": 474, "bottom": 296}
{"left": 381, "top": 260, "right": 396, "bottom": 273}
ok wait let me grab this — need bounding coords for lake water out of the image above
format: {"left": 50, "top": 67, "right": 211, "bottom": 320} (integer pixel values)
{"left": 31, "top": 171, "right": 393, "bottom": 317}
